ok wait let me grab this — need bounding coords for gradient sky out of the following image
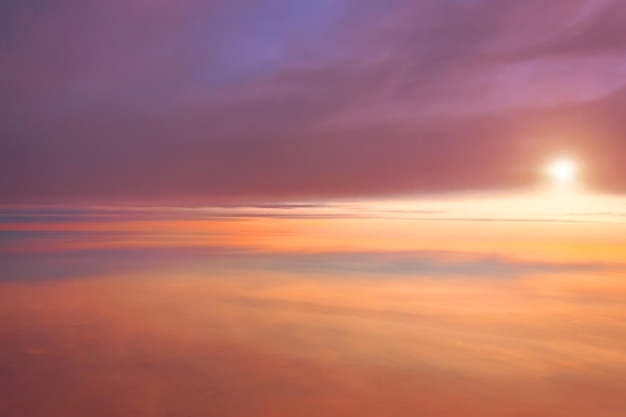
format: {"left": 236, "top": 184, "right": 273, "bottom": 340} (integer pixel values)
{"left": 2, "top": 0, "right": 626, "bottom": 204}
{"left": 2, "top": 2, "right": 626, "bottom": 416}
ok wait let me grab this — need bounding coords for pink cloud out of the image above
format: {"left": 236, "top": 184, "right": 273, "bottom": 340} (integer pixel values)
{"left": 1, "top": 0, "right": 625, "bottom": 204}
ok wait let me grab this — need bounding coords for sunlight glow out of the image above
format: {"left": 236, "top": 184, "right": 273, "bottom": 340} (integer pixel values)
{"left": 547, "top": 158, "right": 578, "bottom": 184}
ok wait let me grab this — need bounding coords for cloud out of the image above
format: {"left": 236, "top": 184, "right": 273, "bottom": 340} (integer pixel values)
{"left": 1, "top": 266, "right": 626, "bottom": 416}
{"left": 2, "top": 227, "right": 623, "bottom": 282}
{"left": 1, "top": 0, "right": 625, "bottom": 203}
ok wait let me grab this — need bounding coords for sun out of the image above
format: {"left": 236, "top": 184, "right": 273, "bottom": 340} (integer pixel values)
{"left": 546, "top": 158, "right": 578, "bottom": 184}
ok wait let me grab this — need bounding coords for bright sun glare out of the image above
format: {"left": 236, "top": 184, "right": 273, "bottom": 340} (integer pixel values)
{"left": 547, "top": 158, "right": 578, "bottom": 184}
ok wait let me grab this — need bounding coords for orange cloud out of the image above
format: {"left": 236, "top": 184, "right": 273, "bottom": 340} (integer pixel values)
{"left": 1, "top": 268, "right": 625, "bottom": 416}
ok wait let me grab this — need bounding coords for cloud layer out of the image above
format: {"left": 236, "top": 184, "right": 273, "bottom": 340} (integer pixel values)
{"left": 2, "top": 265, "right": 625, "bottom": 416}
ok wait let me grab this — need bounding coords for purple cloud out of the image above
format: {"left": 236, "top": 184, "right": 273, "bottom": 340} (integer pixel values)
{"left": 1, "top": 0, "right": 625, "bottom": 204}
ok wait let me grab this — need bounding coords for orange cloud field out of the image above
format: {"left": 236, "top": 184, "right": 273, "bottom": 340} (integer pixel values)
{"left": 1, "top": 198, "right": 625, "bottom": 416}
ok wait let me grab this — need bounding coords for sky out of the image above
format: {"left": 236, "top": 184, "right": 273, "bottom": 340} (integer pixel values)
{"left": 2, "top": 0, "right": 626, "bottom": 203}
{"left": 1, "top": 1, "right": 626, "bottom": 416}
